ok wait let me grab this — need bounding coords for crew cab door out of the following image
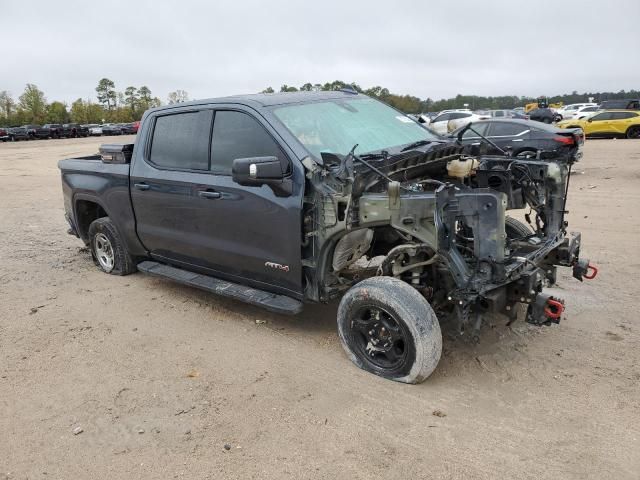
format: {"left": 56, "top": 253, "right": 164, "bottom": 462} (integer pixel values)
{"left": 130, "top": 106, "right": 303, "bottom": 298}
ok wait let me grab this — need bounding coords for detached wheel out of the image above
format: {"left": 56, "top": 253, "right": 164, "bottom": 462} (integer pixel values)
{"left": 515, "top": 149, "right": 537, "bottom": 159}
{"left": 626, "top": 126, "right": 640, "bottom": 139}
{"left": 337, "top": 277, "right": 442, "bottom": 384}
{"left": 88, "top": 217, "right": 136, "bottom": 275}
{"left": 505, "top": 216, "right": 534, "bottom": 239}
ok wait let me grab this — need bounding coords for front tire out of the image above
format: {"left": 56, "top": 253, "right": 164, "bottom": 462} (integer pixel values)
{"left": 88, "top": 217, "right": 136, "bottom": 275}
{"left": 337, "top": 277, "right": 442, "bottom": 384}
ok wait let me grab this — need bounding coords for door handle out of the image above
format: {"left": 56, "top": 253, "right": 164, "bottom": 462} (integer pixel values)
{"left": 198, "top": 190, "right": 221, "bottom": 199}
{"left": 511, "top": 139, "right": 524, "bottom": 142}
{"left": 134, "top": 183, "right": 150, "bottom": 191}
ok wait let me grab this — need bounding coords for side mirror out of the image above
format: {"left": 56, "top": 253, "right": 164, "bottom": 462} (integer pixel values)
{"left": 587, "top": 118, "right": 593, "bottom": 123}
{"left": 232, "top": 156, "right": 292, "bottom": 196}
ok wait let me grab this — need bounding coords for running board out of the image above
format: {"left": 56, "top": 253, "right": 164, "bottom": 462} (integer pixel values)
{"left": 137, "top": 261, "right": 303, "bottom": 315}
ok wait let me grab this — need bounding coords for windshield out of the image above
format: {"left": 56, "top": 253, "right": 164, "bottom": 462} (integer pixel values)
{"left": 273, "top": 97, "right": 438, "bottom": 158}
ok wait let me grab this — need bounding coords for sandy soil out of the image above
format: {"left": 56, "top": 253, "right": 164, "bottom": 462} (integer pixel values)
{"left": 1, "top": 136, "right": 639, "bottom": 479}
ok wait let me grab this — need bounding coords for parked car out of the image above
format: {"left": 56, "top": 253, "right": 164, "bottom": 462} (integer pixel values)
{"left": 58, "top": 91, "right": 594, "bottom": 384}
{"left": 450, "top": 119, "right": 584, "bottom": 159}
{"left": 42, "top": 124, "right": 64, "bottom": 138}
{"left": 120, "top": 123, "right": 139, "bottom": 134}
{"left": 477, "top": 109, "right": 528, "bottom": 120}
{"left": 0, "top": 127, "right": 9, "bottom": 141}
{"left": 62, "top": 123, "right": 89, "bottom": 138}
{"left": 8, "top": 127, "right": 30, "bottom": 141}
{"left": 429, "top": 111, "right": 487, "bottom": 135}
{"left": 598, "top": 99, "right": 640, "bottom": 110}
{"left": 569, "top": 105, "right": 600, "bottom": 120}
{"left": 101, "top": 124, "right": 123, "bottom": 135}
{"left": 513, "top": 107, "right": 525, "bottom": 115}
{"left": 22, "top": 124, "right": 51, "bottom": 139}
{"left": 527, "top": 108, "right": 558, "bottom": 124}
{"left": 556, "top": 103, "right": 598, "bottom": 120}
{"left": 557, "top": 110, "right": 640, "bottom": 138}
{"left": 89, "top": 125, "right": 104, "bottom": 136}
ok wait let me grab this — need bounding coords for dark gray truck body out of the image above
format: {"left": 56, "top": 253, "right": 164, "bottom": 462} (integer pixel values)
{"left": 59, "top": 90, "right": 593, "bottom": 348}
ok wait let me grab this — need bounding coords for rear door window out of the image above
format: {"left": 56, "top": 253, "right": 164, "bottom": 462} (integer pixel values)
{"left": 489, "top": 122, "right": 529, "bottom": 137}
{"left": 210, "top": 110, "right": 287, "bottom": 175}
{"left": 149, "top": 110, "right": 213, "bottom": 170}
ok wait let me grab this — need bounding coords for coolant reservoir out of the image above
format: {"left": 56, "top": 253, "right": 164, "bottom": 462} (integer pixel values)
{"left": 447, "top": 158, "right": 478, "bottom": 179}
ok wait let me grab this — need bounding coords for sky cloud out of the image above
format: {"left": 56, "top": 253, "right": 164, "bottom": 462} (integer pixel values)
{"left": 1, "top": 0, "right": 638, "bottom": 104}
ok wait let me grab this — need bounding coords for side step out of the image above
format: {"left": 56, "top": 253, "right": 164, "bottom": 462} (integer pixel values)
{"left": 137, "top": 261, "right": 303, "bottom": 315}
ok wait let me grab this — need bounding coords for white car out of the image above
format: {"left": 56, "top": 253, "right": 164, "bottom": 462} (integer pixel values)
{"left": 89, "top": 125, "right": 103, "bottom": 136}
{"left": 571, "top": 105, "right": 600, "bottom": 120}
{"left": 557, "top": 103, "right": 598, "bottom": 120}
{"left": 428, "top": 111, "right": 487, "bottom": 135}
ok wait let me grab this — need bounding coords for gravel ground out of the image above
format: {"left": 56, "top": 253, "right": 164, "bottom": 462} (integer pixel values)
{"left": 1, "top": 136, "right": 639, "bottom": 479}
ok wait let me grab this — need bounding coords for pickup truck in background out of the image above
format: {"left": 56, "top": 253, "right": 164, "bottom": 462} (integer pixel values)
{"left": 58, "top": 91, "right": 596, "bottom": 383}
{"left": 43, "top": 123, "right": 64, "bottom": 138}
{"left": 62, "top": 123, "right": 89, "bottom": 138}
{"left": 23, "top": 124, "right": 51, "bottom": 139}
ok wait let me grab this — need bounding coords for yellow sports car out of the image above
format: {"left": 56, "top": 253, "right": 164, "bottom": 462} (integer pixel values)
{"left": 557, "top": 110, "right": 640, "bottom": 138}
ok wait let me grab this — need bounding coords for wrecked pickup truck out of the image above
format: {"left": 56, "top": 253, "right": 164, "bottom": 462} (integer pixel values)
{"left": 58, "top": 90, "right": 597, "bottom": 383}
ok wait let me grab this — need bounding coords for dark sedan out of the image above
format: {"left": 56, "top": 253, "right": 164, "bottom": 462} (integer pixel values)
{"left": 101, "top": 124, "right": 123, "bottom": 136}
{"left": 450, "top": 119, "right": 584, "bottom": 160}
{"left": 527, "top": 108, "right": 559, "bottom": 124}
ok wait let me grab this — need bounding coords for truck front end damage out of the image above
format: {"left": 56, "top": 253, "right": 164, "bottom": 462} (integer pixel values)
{"left": 302, "top": 143, "right": 596, "bottom": 340}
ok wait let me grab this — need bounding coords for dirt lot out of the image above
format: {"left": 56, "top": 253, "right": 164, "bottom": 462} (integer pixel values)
{"left": 1, "top": 136, "right": 639, "bottom": 479}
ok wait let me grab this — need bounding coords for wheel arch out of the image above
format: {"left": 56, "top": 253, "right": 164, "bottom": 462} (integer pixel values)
{"left": 73, "top": 194, "right": 110, "bottom": 243}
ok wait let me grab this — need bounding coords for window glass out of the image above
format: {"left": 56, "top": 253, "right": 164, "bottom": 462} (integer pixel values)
{"left": 273, "top": 98, "right": 438, "bottom": 158}
{"left": 582, "top": 107, "right": 598, "bottom": 112}
{"left": 493, "top": 110, "right": 505, "bottom": 117}
{"left": 433, "top": 113, "right": 450, "bottom": 123}
{"left": 591, "top": 112, "right": 613, "bottom": 121}
{"left": 461, "top": 122, "right": 488, "bottom": 138}
{"left": 490, "top": 122, "right": 528, "bottom": 136}
{"left": 211, "top": 111, "right": 286, "bottom": 175}
{"left": 149, "top": 110, "right": 212, "bottom": 170}
{"left": 611, "top": 112, "right": 637, "bottom": 119}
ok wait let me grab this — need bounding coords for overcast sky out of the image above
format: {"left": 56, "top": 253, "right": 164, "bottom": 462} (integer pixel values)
{"left": 2, "top": 0, "right": 638, "bottom": 104}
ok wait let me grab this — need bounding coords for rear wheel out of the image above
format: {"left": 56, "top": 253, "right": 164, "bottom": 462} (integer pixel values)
{"left": 88, "top": 217, "right": 136, "bottom": 275}
{"left": 337, "top": 277, "right": 442, "bottom": 384}
{"left": 626, "top": 126, "right": 640, "bottom": 139}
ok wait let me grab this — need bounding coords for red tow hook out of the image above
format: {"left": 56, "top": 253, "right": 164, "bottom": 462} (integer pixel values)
{"left": 544, "top": 298, "right": 565, "bottom": 320}
{"left": 584, "top": 264, "right": 598, "bottom": 280}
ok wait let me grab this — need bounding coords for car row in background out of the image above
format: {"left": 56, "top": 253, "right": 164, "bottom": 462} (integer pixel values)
{"left": 89, "top": 122, "right": 140, "bottom": 136}
{"left": 0, "top": 121, "right": 139, "bottom": 141}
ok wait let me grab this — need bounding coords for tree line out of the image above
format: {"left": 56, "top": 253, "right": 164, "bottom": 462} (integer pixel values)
{"left": 2, "top": 77, "right": 638, "bottom": 127}
{"left": 0, "top": 79, "right": 190, "bottom": 126}
{"left": 262, "top": 81, "right": 640, "bottom": 114}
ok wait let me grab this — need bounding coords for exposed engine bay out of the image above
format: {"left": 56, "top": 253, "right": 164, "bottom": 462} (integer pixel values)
{"left": 301, "top": 139, "right": 597, "bottom": 340}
